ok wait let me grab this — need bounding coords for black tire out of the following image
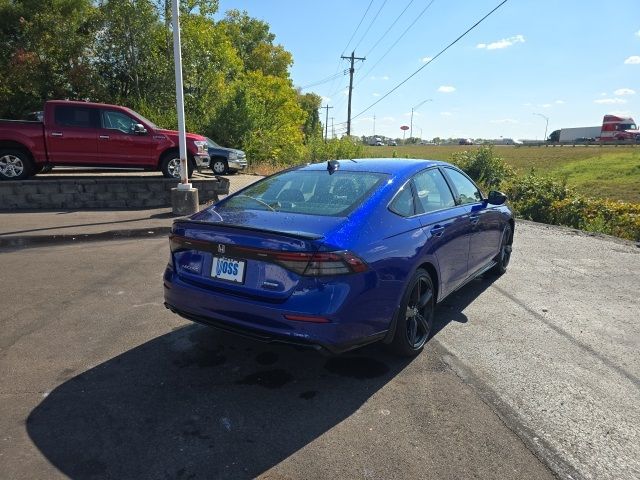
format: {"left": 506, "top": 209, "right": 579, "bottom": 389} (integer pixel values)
{"left": 390, "top": 268, "right": 435, "bottom": 357}
{"left": 211, "top": 157, "right": 228, "bottom": 175}
{"left": 490, "top": 225, "right": 512, "bottom": 276}
{"left": 160, "top": 151, "right": 194, "bottom": 179}
{"left": 0, "top": 149, "right": 34, "bottom": 180}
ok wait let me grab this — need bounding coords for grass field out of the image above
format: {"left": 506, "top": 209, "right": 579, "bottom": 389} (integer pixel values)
{"left": 364, "top": 145, "right": 640, "bottom": 203}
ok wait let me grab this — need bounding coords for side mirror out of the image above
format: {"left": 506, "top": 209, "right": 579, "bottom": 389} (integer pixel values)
{"left": 133, "top": 123, "right": 147, "bottom": 135}
{"left": 487, "top": 190, "right": 507, "bottom": 205}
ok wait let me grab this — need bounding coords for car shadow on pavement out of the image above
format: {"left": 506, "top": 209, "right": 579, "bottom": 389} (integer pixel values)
{"left": 26, "top": 326, "right": 415, "bottom": 479}
{"left": 431, "top": 275, "right": 497, "bottom": 339}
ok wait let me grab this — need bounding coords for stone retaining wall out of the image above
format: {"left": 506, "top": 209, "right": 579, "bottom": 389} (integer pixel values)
{"left": 0, "top": 176, "right": 230, "bottom": 210}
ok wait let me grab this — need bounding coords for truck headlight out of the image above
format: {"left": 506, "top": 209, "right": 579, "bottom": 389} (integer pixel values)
{"left": 194, "top": 140, "right": 207, "bottom": 154}
{"left": 228, "top": 152, "right": 238, "bottom": 160}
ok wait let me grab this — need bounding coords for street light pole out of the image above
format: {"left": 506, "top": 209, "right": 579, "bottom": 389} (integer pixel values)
{"left": 533, "top": 113, "right": 549, "bottom": 141}
{"left": 410, "top": 98, "right": 432, "bottom": 141}
{"left": 170, "top": 0, "right": 198, "bottom": 215}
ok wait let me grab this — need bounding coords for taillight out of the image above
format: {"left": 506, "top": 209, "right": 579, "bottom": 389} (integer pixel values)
{"left": 236, "top": 248, "right": 368, "bottom": 276}
{"left": 169, "top": 235, "right": 368, "bottom": 277}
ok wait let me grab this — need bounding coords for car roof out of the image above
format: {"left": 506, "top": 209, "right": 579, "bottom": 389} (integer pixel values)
{"left": 298, "top": 158, "right": 449, "bottom": 176}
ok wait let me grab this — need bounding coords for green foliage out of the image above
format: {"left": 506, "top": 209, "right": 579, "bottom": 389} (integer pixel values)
{"left": 219, "top": 9, "right": 291, "bottom": 77}
{"left": 297, "top": 92, "right": 322, "bottom": 142}
{"left": 450, "top": 145, "right": 515, "bottom": 190}
{"left": 504, "top": 172, "right": 574, "bottom": 224}
{"left": 504, "top": 172, "right": 640, "bottom": 241}
{"left": 211, "top": 71, "right": 306, "bottom": 165}
{"left": 305, "top": 137, "right": 365, "bottom": 163}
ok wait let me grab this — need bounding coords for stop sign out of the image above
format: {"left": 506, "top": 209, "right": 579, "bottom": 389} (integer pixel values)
{"left": 400, "top": 125, "right": 409, "bottom": 131}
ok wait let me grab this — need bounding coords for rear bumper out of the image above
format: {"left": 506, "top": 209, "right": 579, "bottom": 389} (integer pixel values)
{"left": 163, "top": 268, "right": 386, "bottom": 354}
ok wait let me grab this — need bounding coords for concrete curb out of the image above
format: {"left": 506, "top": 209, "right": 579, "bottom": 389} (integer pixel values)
{"left": 0, "top": 226, "right": 172, "bottom": 251}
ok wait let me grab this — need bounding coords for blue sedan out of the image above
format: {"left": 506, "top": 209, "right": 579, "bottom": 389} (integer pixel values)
{"left": 164, "top": 158, "right": 513, "bottom": 356}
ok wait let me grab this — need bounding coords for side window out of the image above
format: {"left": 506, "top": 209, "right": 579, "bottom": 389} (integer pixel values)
{"left": 389, "top": 182, "right": 416, "bottom": 217}
{"left": 444, "top": 168, "right": 483, "bottom": 205}
{"left": 54, "top": 106, "right": 99, "bottom": 128}
{"left": 102, "top": 110, "right": 137, "bottom": 134}
{"left": 413, "top": 168, "right": 456, "bottom": 213}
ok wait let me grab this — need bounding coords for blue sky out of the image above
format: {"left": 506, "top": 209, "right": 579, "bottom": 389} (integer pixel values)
{"left": 217, "top": 0, "right": 640, "bottom": 140}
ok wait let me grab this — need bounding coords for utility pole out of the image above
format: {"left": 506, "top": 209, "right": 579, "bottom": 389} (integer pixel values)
{"left": 341, "top": 51, "right": 365, "bottom": 137}
{"left": 321, "top": 105, "right": 333, "bottom": 143}
{"left": 533, "top": 113, "right": 549, "bottom": 141}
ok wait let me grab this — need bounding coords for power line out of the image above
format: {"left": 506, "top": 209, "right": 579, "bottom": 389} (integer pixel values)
{"left": 299, "top": 70, "right": 348, "bottom": 90}
{"left": 352, "top": 0, "right": 509, "bottom": 120}
{"left": 363, "top": 0, "right": 415, "bottom": 59}
{"left": 352, "top": 0, "right": 388, "bottom": 53}
{"left": 341, "top": 0, "right": 375, "bottom": 56}
{"left": 324, "top": 0, "right": 375, "bottom": 100}
{"left": 355, "top": 0, "right": 437, "bottom": 89}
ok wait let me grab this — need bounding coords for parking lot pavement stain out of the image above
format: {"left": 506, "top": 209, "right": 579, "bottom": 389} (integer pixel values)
{"left": 236, "top": 369, "right": 294, "bottom": 389}
{"left": 323, "top": 357, "right": 390, "bottom": 379}
{"left": 299, "top": 390, "right": 318, "bottom": 400}
{"left": 255, "top": 351, "right": 279, "bottom": 365}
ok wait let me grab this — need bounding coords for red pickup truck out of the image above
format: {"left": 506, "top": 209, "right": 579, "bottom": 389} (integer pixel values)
{"left": 0, "top": 100, "right": 210, "bottom": 180}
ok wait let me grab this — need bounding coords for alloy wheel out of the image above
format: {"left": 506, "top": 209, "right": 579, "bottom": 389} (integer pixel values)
{"left": 212, "top": 159, "right": 226, "bottom": 175}
{"left": 405, "top": 276, "right": 433, "bottom": 349}
{"left": 167, "top": 158, "right": 181, "bottom": 178}
{"left": 0, "top": 154, "right": 24, "bottom": 178}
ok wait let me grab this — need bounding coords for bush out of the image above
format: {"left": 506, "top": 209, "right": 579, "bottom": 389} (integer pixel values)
{"left": 504, "top": 172, "right": 640, "bottom": 241}
{"left": 504, "top": 172, "right": 574, "bottom": 224}
{"left": 305, "top": 136, "right": 365, "bottom": 164}
{"left": 450, "top": 145, "right": 515, "bottom": 190}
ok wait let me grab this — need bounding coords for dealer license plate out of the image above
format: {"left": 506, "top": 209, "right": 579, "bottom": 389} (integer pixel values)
{"left": 211, "top": 257, "right": 246, "bottom": 284}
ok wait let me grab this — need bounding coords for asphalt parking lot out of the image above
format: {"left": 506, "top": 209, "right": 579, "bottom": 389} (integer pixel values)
{"left": 1, "top": 196, "right": 639, "bottom": 479}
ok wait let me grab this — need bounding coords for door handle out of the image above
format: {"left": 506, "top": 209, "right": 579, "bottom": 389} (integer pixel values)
{"left": 51, "top": 132, "right": 63, "bottom": 137}
{"left": 430, "top": 225, "right": 445, "bottom": 237}
{"left": 99, "top": 135, "right": 110, "bottom": 139}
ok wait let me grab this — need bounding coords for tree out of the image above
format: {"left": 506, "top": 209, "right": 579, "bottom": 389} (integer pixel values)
{"left": 0, "top": 0, "right": 101, "bottom": 118}
{"left": 211, "top": 71, "right": 306, "bottom": 163}
{"left": 219, "top": 9, "right": 292, "bottom": 78}
{"left": 297, "top": 92, "right": 322, "bottom": 141}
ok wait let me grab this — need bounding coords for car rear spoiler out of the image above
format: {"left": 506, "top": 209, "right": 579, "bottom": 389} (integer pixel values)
{"left": 172, "top": 219, "right": 325, "bottom": 241}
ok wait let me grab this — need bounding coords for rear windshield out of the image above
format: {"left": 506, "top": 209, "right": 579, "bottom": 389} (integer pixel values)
{"left": 221, "top": 169, "right": 387, "bottom": 216}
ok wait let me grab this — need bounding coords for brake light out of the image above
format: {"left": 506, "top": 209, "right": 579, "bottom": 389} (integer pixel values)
{"left": 284, "top": 314, "right": 330, "bottom": 323}
{"left": 236, "top": 248, "right": 368, "bottom": 276}
{"left": 169, "top": 235, "right": 368, "bottom": 277}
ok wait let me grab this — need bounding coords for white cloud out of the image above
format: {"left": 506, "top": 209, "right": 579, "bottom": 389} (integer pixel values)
{"left": 614, "top": 88, "right": 636, "bottom": 96}
{"left": 636, "top": 30, "right": 640, "bottom": 37}
{"left": 440, "top": 111, "right": 453, "bottom": 117}
{"left": 555, "top": 100, "right": 565, "bottom": 104}
{"left": 540, "top": 103, "right": 552, "bottom": 108}
{"left": 624, "top": 56, "right": 640, "bottom": 64}
{"left": 523, "top": 102, "right": 532, "bottom": 107}
{"left": 594, "top": 97, "right": 627, "bottom": 104}
{"left": 476, "top": 34, "right": 525, "bottom": 50}
{"left": 321, "top": 96, "right": 331, "bottom": 103}
{"left": 421, "top": 56, "right": 433, "bottom": 63}
{"left": 372, "top": 93, "right": 380, "bottom": 97}
{"left": 438, "top": 85, "right": 456, "bottom": 93}
{"left": 382, "top": 116, "right": 395, "bottom": 122}
{"left": 490, "top": 118, "right": 518, "bottom": 124}
{"left": 600, "top": 92, "right": 608, "bottom": 96}
{"left": 370, "top": 75, "right": 389, "bottom": 80}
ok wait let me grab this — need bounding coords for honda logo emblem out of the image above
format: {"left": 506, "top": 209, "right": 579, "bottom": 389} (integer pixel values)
{"left": 217, "top": 244, "right": 225, "bottom": 254}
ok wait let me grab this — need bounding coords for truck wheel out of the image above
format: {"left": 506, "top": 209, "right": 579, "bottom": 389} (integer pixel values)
{"left": 0, "top": 149, "right": 34, "bottom": 180}
{"left": 160, "top": 152, "right": 194, "bottom": 179}
{"left": 211, "top": 157, "right": 228, "bottom": 175}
